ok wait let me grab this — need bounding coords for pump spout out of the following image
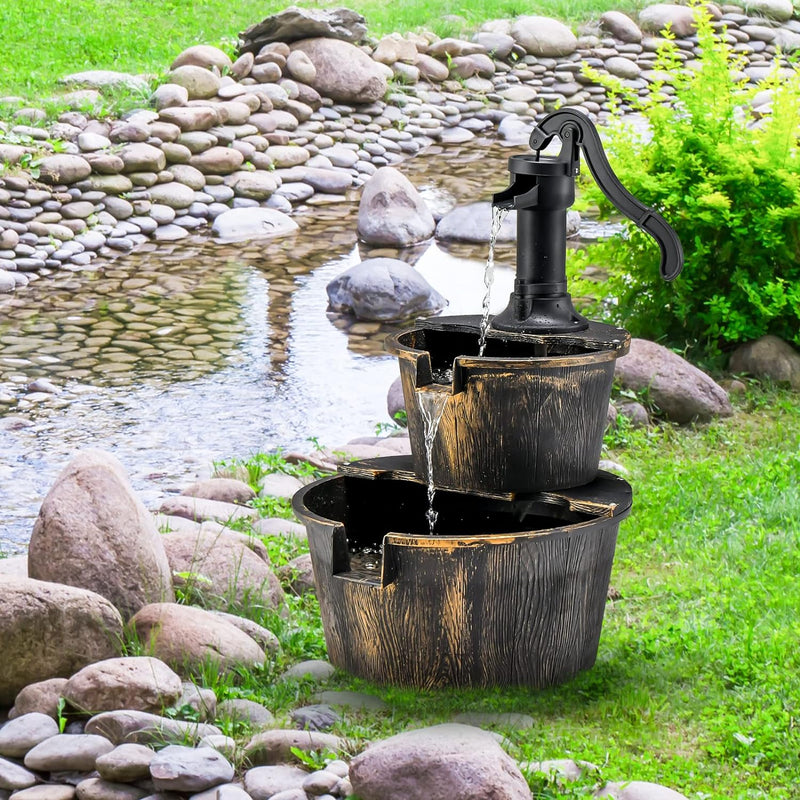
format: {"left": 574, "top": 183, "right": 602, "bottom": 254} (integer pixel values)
{"left": 489, "top": 109, "right": 683, "bottom": 337}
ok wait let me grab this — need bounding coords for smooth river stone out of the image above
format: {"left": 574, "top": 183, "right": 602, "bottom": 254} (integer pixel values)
{"left": 23, "top": 734, "right": 114, "bottom": 771}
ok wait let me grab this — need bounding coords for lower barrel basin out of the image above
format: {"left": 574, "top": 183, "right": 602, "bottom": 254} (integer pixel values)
{"left": 292, "top": 463, "right": 632, "bottom": 689}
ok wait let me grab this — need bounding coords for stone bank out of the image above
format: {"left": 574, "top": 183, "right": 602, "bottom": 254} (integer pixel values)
{"left": 0, "top": 1, "right": 798, "bottom": 293}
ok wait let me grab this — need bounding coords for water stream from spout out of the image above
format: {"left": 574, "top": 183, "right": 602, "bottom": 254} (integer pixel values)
{"left": 478, "top": 205, "right": 510, "bottom": 357}
{"left": 417, "top": 387, "right": 449, "bottom": 535}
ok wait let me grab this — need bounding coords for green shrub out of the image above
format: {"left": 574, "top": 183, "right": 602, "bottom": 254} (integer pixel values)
{"left": 570, "top": 3, "right": 800, "bottom": 358}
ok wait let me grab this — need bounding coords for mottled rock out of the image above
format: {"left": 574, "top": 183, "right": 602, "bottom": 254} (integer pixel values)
{"left": 85, "top": 710, "right": 220, "bottom": 746}
{"left": 119, "top": 143, "right": 167, "bottom": 174}
{"left": 600, "top": 11, "right": 643, "bottom": 43}
{"left": 243, "top": 766, "right": 310, "bottom": 800}
{"left": 168, "top": 66, "right": 221, "bottom": 100}
{"left": 327, "top": 258, "right": 446, "bottom": 321}
{"left": 290, "top": 704, "right": 341, "bottom": 732}
{"left": 0, "top": 756, "right": 38, "bottom": 791}
{"left": 161, "top": 527, "right": 285, "bottom": 610}
{"left": 24, "top": 734, "right": 114, "bottom": 772}
{"left": 0, "top": 713, "right": 59, "bottom": 758}
{"left": 357, "top": 167, "right": 435, "bottom": 246}
{"left": 615, "top": 339, "right": 732, "bottom": 423}
{"left": 159, "top": 106, "right": 219, "bottom": 132}
{"left": 510, "top": 16, "right": 577, "bottom": 57}
{"left": 290, "top": 38, "right": 387, "bottom": 104}
{"left": 211, "top": 207, "right": 299, "bottom": 242}
{"left": 209, "top": 612, "right": 281, "bottom": 654}
{"left": 150, "top": 745, "right": 234, "bottom": 793}
{"left": 350, "top": 724, "right": 531, "bottom": 800}
{"left": 181, "top": 478, "right": 255, "bottom": 505}
{"left": 38, "top": 155, "right": 91, "bottom": 185}
{"left": 729, "top": 335, "right": 800, "bottom": 390}
{"left": 243, "top": 730, "right": 343, "bottom": 766}
{"left": 240, "top": 7, "right": 367, "bottom": 50}
{"left": 95, "top": 743, "right": 156, "bottom": 782}
{"left": 0, "top": 578, "right": 122, "bottom": 706}
{"left": 63, "top": 657, "right": 182, "bottom": 715}
{"left": 129, "top": 603, "right": 266, "bottom": 676}
{"left": 74, "top": 777, "right": 148, "bottom": 800}
{"left": 28, "top": 450, "right": 174, "bottom": 619}
{"left": 216, "top": 698, "right": 275, "bottom": 727}
{"left": 171, "top": 45, "right": 232, "bottom": 72}
{"left": 638, "top": 4, "right": 697, "bottom": 37}
{"left": 12, "top": 679, "right": 69, "bottom": 719}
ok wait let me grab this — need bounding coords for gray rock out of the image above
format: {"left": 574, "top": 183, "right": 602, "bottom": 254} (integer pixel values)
{"left": 159, "top": 107, "right": 219, "bottom": 132}
{"left": 119, "top": 143, "right": 166, "bottom": 174}
{"left": 285, "top": 51, "right": 317, "bottom": 83}
{"left": 85, "top": 710, "right": 220, "bottom": 746}
{"left": 604, "top": 56, "right": 641, "bottom": 79}
{"left": 0, "top": 270, "right": 16, "bottom": 292}
{"left": 0, "top": 756, "right": 38, "bottom": 791}
{"left": 638, "top": 4, "right": 697, "bottom": 38}
{"left": 171, "top": 45, "right": 232, "bottom": 72}
{"left": 243, "top": 765, "right": 310, "bottom": 800}
{"left": 168, "top": 66, "right": 221, "bottom": 101}
{"left": 63, "top": 657, "right": 183, "bottom": 715}
{"left": 28, "top": 450, "right": 174, "bottom": 620}
{"left": 302, "top": 770, "right": 339, "bottom": 795}
{"left": 38, "top": 155, "right": 92, "bottom": 185}
{"left": 741, "top": 0, "right": 793, "bottom": 21}
{"left": 0, "top": 578, "right": 123, "bottom": 707}
{"left": 326, "top": 258, "right": 446, "bottom": 322}
{"left": 387, "top": 376, "right": 405, "bottom": 419}
{"left": 290, "top": 38, "right": 387, "bottom": 105}
{"left": 472, "top": 32, "right": 515, "bottom": 58}
{"left": 159, "top": 495, "right": 258, "bottom": 525}
{"left": 596, "top": 781, "right": 688, "bottom": 800}
{"left": 281, "top": 660, "right": 336, "bottom": 683}
{"left": 152, "top": 84, "right": 189, "bottom": 111}
{"left": 277, "top": 553, "right": 315, "bottom": 595}
{"left": 208, "top": 613, "right": 281, "bottom": 655}
{"left": 729, "top": 335, "right": 800, "bottom": 390}
{"left": 0, "top": 712, "right": 59, "bottom": 758}
{"left": 452, "top": 711, "right": 535, "bottom": 729}
{"left": 74, "top": 777, "right": 149, "bottom": 800}
{"left": 617, "top": 400, "right": 651, "bottom": 428}
{"left": 60, "top": 70, "right": 148, "bottom": 91}
{"left": 216, "top": 699, "right": 274, "bottom": 727}
{"left": 251, "top": 518, "right": 307, "bottom": 540}
{"left": 8, "top": 785, "right": 76, "bottom": 800}
{"left": 313, "top": 690, "right": 387, "bottom": 712}
{"left": 290, "top": 704, "right": 340, "bottom": 732}
{"left": 615, "top": 338, "right": 732, "bottom": 423}
{"left": 510, "top": 16, "right": 577, "bottom": 57}
{"left": 12, "top": 679, "right": 70, "bottom": 719}
{"left": 436, "top": 202, "right": 516, "bottom": 244}
{"left": 357, "top": 167, "right": 435, "bottom": 246}
{"left": 148, "top": 182, "right": 197, "bottom": 209}
{"left": 190, "top": 783, "right": 251, "bottom": 800}
{"left": 211, "top": 207, "right": 298, "bottom": 242}
{"left": 150, "top": 745, "right": 234, "bottom": 793}
{"left": 259, "top": 472, "right": 304, "bottom": 499}
{"left": 190, "top": 147, "right": 245, "bottom": 175}
{"left": 129, "top": 603, "right": 266, "bottom": 676}
{"left": 24, "top": 734, "right": 114, "bottom": 772}
{"left": 95, "top": 743, "right": 156, "bottom": 782}
{"left": 181, "top": 478, "right": 255, "bottom": 505}
{"left": 600, "top": 11, "right": 643, "bottom": 43}
{"left": 172, "top": 682, "right": 217, "bottom": 722}
{"left": 349, "top": 724, "right": 531, "bottom": 800}
{"left": 240, "top": 7, "right": 367, "bottom": 50}
{"left": 243, "top": 730, "right": 343, "bottom": 766}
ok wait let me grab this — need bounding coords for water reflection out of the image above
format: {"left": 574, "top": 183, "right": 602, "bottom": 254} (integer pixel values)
{"left": 0, "top": 137, "right": 585, "bottom": 553}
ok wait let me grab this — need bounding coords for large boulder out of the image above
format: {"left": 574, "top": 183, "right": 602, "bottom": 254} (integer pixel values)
{"left": 129, "top": 603, "right": 266, "bottom": 676}
{"left": 161, "top": 527, "right": 285, "bottom": 610}
{"left": 240, "top": 6, "right": 367, "bottom": 51}
{"left": 212, "top": 207, "right": 299, "bottom": 243}
{"left": 63, "top": 657, "right": 183, "bottom": 714}
{"left": 28, "top": 449, "right": 174, "bottom": 620}
{"left": 615, "top": 338, "right": 733, "bottom": 423}
{"left": 729, "top": 335, "right": 800, "bottom": 389}
{"left": 436, "top": 202, "right": 517, "bottom": 244}
{"left": 509, "top": 16, "right": 577, "bottom": 57}
{"left": 638, "top": 4, "right": 697, "bottom": 37}
{"left": 290, "top": 38, "right": 388, "bottom": 104}
{"left": 349, "top": 724, "right": 532, "bottom": 800}
{"left": 0, "top": 578, "right": 123, "bottom": 706}
{"left": 327, "top": 258, "right": 446, "bottom": 322}
{"left": 357, "top": 167, "right": 435, "bottom": 246}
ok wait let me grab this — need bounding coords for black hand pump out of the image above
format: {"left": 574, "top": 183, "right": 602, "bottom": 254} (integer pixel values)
{"left": 492, "top": 109, "right": 683, "bottom": 335}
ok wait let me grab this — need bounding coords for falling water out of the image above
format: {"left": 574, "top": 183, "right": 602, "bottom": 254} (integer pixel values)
{"left": 478, "top": 205, "right": 509, "bottom": 356}
{"left": 417, "top": 387, "right": 449, "bottom": 535}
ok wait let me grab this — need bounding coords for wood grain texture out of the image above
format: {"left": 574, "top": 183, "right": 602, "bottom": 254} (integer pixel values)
{"left": 386, "top": 322, "right": 626, "bottom": 494}
{"left": 293, "top": 470, "right": 632, "bottom": 689}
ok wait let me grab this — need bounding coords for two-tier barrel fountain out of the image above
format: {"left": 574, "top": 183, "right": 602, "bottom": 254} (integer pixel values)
{"left": 293, "top": 109, "right": 683, "bottom": 689}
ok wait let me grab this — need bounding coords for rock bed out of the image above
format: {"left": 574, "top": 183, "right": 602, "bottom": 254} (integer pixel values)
{"left": 1, "top": 447, "right": 690, "bottom": 800}
{"left": 0, "top": 2, "right": 797, "bottom": 294}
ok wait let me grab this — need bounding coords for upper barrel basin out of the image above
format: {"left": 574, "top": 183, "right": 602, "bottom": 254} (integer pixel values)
{"left": 292, "top": 463, "right": 632, "bottom": 688}
{"left": 385, "top": 318, "right": 630, "bottom": 495}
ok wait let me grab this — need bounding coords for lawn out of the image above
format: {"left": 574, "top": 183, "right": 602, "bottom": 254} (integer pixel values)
{"left": 0, "top": 0, "right": 644, "bottom": 98}
{"left": 209, "top": 385, "right": 800, "bottom": 799}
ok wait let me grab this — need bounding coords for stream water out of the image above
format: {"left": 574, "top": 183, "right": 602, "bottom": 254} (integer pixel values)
{"left": 417, "top": 387, "right": 449, "bottom": 535}
{"left": 0, "top": 138, "right": 622, "bottom": 555}
{"left": 478, "top": 205, "right": 510, "bottom": 356}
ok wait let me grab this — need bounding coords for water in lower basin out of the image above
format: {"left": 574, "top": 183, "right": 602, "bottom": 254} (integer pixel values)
{"left": 0, "top": 139, "right": 620, "bottom": 554}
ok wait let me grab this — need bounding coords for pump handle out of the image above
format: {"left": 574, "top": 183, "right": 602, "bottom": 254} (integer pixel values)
{"left": 530, "top": 110, "right": 683, "bottom": 281}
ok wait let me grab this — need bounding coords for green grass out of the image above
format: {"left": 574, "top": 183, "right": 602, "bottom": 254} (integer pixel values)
{"left": 0, "top": 0, "right": 644, "bottom": 100}
{"left": 201, "top": 385, "right": 800, "bottom": 798}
